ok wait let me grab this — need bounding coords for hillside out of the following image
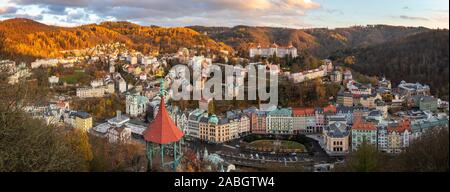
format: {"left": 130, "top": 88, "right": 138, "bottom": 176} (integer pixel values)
{"left": 0, "top": 18, "right": 132, "bottom": 60}
{"left": 189, "top": 25, "right": 318, "bottom": 57}
{"left": 341, "top": 30, "right": 449, "bottom": 99}
{"left": 100, "top": 21, "right": 232, "bottom": 54}
{"left": 0, "top": 18, "right": 232, "bottom": 61}
{"left": 189, "top": 25, "right": 430, "bottom": 58}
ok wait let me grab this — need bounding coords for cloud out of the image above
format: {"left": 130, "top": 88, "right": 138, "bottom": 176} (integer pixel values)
{"left": 43, "top": 4, "right": 67, "bottom": 15}
{"left": 399, "top": 15, "right": 429, "bottom": 21}
{"left": 0, "top": 6, "right": 17, "bottom": 14}
{"left": 8, "top": 0, "right": 321, "bottom": 27}
{"left": 8, "top": 13, "right": 43, "bottom": 20}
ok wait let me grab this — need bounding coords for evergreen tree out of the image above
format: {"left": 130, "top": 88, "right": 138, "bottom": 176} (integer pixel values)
{"left": 346, "top": 140, "right": 381, "bottom": 172}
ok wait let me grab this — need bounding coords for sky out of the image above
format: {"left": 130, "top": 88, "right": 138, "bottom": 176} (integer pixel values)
{"left": 0, "top": 0, "right": 448, "bottom": 29}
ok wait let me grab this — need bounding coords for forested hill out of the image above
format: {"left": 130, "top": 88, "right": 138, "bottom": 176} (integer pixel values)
{"left": 0, "top": 18, "right": 131, "bottom": 60}
{"left": 0, "top": 18, "right": 232, "bottom": 60}
{"left": 343, "top": 30, "right": 449, "bottom": 99}
{"left": 189, "top": 25, "right": 430, "bottom": 58}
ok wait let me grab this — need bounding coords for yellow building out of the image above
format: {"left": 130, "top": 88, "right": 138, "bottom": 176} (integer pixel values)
{"left": 75, "top": 112, "right": 93, "bottom": 131}
{"left": 357, "top": 93, "right": 382, "bottom": 109}
{"left": 199, "top": 114, "right": 231, "bottom": 144}
{"left": 337, "top": 91, "right": 353, "bottom": 107}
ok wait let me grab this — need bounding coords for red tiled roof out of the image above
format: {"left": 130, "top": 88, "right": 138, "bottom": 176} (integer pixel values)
{"left": 352, "top": 116, "right": 377, "bottom": 131}
{"left": 143, "top": 97, "right": 184, "bottom": 144}
{"left": 323, "top": 105, "right": 337, "bottom": 113}
{"left": 388, "top": 118, "right": 411, "bottom": 133}
{"left": 293, "top": 108, "right": 315, "bottom": 116}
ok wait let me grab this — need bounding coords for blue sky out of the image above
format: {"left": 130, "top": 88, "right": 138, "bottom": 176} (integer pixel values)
{"left": 0, "top": 0, "right": 448, "bottom": 28}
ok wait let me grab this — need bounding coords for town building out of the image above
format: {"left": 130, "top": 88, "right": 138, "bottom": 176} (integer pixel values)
{"left": 0, "top": 60, "right": 16, "bottom": 73}
{"left": 347, "top": 80, "right": 372, "bottom": 96}
{"left": 323, "top": 122, "right": 350, "bottom": 156}
{"left": 74, "top": 111, "right": 93, "bottom": 132}
{"left": 266, "top": 108, "right": 293, "bottom": 134}
{"left": 126, "top": 92, "right": 150, "bottom": 117}
{"left": 292, "top": 108, "right": 316, "bottom": 134}
{"left": 397, "top": 81, "right": 430, "bottom": 97}
{"left": 76, "top": 83, "right": 114, "bottom": 98}
{"left": 7, "top": 63, "right": 31, "bottom": 84}
{"left": 187, "top": 109, "right": 205, "bottom": 138}
{"left": 90, "top": 111, "right": 145, "bottom": 143}
{"left": 410, "top": 115, "right": 448, "bottom": 140}
{"left": 355, "top": 93, "right": 382, "bottom": 109}
{"left": 226, "top": 110, "right": 251, "bottom": 136}
{"left": 30, "top": 59, "right": 58, "bottom": 68}
{"left": 330, "top": 70, "right": 342, "bottom": 83}
{"left": 343, "top": 70, "right": 353, "bottom": 82}
{"left": 378, "top": 77, "right": 392, "bottom": 89}
{"left": 48, "top": 76, "right": 59, "bottom": 85}
{"left": 199, "top": 115, "right": 232, "bottom": 144}
{"left": 377, "top": 126, "right": 388, "bottom": 152}
{"left": 243, "top": 108, "right": 258, "bottom": 133}
{"left": 249, "top": 43, "right": 298, "bottom": 58}
{"left": 315, "top": 105, "right": 337, "bottom": 133}
{"left": 175, "top": 111, "right": 190, "bottom": 136}
{"left": 351, "top": 113, "right": 378, "bottom": 150}
{"left": 253, "top": 111, "right": 267, "bottom": 134}
{"left": 106, "top": 126, "right": 132, "bottom": 143}
{"left": 337, "top": 91, "right": 354, "bottom": 107}
{"left": 409, "top": 95, "right": 438, "bottom": 112}
{"left": 386, "top": 118, "right": 411, "bottom": 154}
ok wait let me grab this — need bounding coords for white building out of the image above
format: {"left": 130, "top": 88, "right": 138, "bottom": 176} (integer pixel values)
{"left": 76, "top": 83, "right": 114, "bottom": 98}
{"left": 398, "top": 81, "right": 430, "bottom": 97}
{"left": 31, "top": 59, "right": 58, "bottom": 68}
{"left": 187, "top": 109, "right": 205, "bottom": 138}
{"left": 7, "top": 63, "right": 31, "bottom": 84}
{"left": 228, "top": 118, "right": 240, "bottom": 139}
{"left": 249, "top": 43, "right": 298, "bottom": 58}
{"left": 106, "top": 126, "right": 132, "bottom": 143}
{"left": 0, "top": 60, "right": 16, "bottom": 73}
{"left": 90, "top": 111, "right": 143, "bottom": 143}
{"left": 188, "top": 56, "right": 212, "bottom": 69}
{"left": 347, "top": 80, "right": 372, "bottom": 95}
{"left": 90, "top": 79, "right": 104, "bottom": 88}
{"left": 48, "top": 76, "right": 59, "bottom": 84}
{"left": 266, "top": 108, "right": 293, "bottom": 135}
{"left": 239, "top": 114, "right": 250, "bottom": 135}
{"left": 125, "top": 92, "right": 150, "bottom": 117}
{"left": 289, "top": 62, "right": 331, "bottom": 83}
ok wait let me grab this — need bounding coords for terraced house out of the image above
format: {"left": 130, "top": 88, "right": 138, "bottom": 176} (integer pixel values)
{"left": 351, "top": 113, "right": 378, "bottom": 150}
{"left": 292, "top": 108, "right": 316, "bottom": 134}
{"left": 266, "top": 108, "right": 293, "bottom": 135}
{"left": 386, "top": 118, "right": 411, "bottom": 154}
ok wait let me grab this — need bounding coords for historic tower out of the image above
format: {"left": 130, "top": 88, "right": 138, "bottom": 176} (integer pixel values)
{"left": 143, "top": 67, "right": 184, "bottom": 171}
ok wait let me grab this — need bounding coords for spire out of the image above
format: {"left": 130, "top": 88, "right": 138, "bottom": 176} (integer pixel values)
{"left": 143, "top": 96, "right": 184, "bottom": 144}
{"left": 143, "top": 66, "right": 184, "bottom": 144}
{"left": 156, "top": 66, "right": 165, "bottom": 96}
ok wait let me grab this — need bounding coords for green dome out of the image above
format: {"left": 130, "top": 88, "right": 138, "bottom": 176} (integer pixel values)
{"left": 208, "top": 115, "right": 219, "bottom": 125}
